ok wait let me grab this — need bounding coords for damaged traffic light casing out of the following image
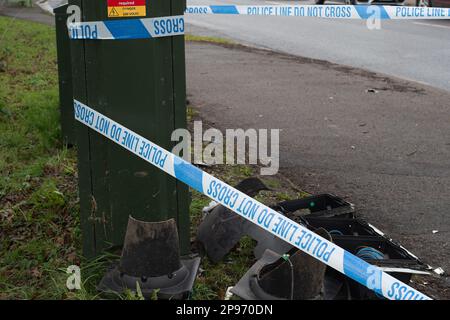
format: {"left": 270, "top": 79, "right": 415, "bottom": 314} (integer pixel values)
{"left": 98, "top": 217, "right": 200, "bottom": 299}
{"left": 232, "top": 228, "right": 332, "bottom": 300}
{"left": 276, "top": 195, "right": 434, "bottom": 300}
{"left": 198, "top": 188, "right": 435, "bottom": 300}
{"left": 69, "top": 0, "right": 190, "bottom": 258}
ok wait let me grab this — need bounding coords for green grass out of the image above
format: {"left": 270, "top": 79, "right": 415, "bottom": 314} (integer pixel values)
{"left": 187, "top": 105, "right": 197, "bottom": 123}
{"left": 185, "top": 34, "right": 234, "bottom": 45}
{"left": 0, "top": 16, "right": 81, "bottom": 299}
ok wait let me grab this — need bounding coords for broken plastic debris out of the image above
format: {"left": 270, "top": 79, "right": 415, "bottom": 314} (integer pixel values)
{"left": 98, "top": 217, "right": 200, "bottom": 300}
{"left": 198, "top": 193, "right": 356, "bottom": 263}
{"left": 199, "top": 187, "right": 440, "bottom": 299}
{"left": 196, "top": 177, "right": 281, "bottom": 263}
{"left": 196, "top": 161, "right": 213, "bottom": 168}
{"left": 202, "top": 200, "right": 219, "bottom": 217}
{"left": 274, "top": 194, "right": 355, "bottom": 218}
{"left": 224, "top": 287, "right": 234, "bottom": 300}
{"left": 231, "top": 228, "right": 331, "bottom": 300}
{"left": 433, "top": 267, "right": 445, "bottom": 275}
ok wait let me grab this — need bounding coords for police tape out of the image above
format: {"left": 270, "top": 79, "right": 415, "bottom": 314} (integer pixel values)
{"left": 69, "top": 15, "right": 184, "bottom": 40}
{"left": 73, "top": 99, "right": 432, "bottom": 300}
{"left": 185, "top": 5, "right": 450, "bottom": 20}
{"left": 67, "top": 5, "right": 450, "bottom": 41}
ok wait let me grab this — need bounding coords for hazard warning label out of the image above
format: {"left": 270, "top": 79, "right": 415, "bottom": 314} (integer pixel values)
{"left": 108, "top": 0, "right": 146, "bottom": 18}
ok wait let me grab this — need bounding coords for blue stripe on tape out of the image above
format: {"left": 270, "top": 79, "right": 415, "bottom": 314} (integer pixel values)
{"left": 343, "top": 251, "right": 384, "bottom": 296}
{"left": 173, "top": 157, "right": 204, "bottom": 193}
{"left": 378, "top": 6, "right": 390, "bottom": 20}
{"left": 103, "top": 19, "right": 151, "bottom": 40}
{"left": 355, "top": 5, "right": 390, "bottom": 20}
{"left": 210, "top": 5, "right": 239, "bottom": 14}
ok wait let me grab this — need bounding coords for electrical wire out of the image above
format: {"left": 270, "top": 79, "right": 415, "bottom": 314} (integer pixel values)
{"left": 355, "top": 246, "right": 386, "bottom": 300}
{"left": 329, "top": 229, "right": 344, "bottom": 236}
{"left": 355, "top": 246, "right": 385, "bottom": 260}
{"left": 282, "top": 254, "right": 294, "bottom": 300}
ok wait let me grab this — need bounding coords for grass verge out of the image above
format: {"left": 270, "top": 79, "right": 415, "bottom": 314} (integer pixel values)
{"left": 185, "top": 34, "right": 234, "bottom": 45}
{"left": 0, "top": 16, "right": 80, "bottom": 299}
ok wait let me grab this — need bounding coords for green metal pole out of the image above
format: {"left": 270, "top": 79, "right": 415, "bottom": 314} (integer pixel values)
{"left": 69, "top": 0, "right": 190, "bottom": 258}
{"left": 54, "top": 4, "right": 76, "bottom": 147}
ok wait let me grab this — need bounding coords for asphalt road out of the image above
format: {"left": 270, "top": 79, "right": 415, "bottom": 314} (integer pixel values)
{"left": 186, "top": 0, "right": 450, "bottom": 91}
{"left": 186, "top": 41, "right": 450, "bottom": 297}
{"left": 185, "top": 2, "right": 450, "bottom": 297}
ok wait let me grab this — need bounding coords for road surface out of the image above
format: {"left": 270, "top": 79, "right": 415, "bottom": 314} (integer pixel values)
{"left": 186, "top": 0, "right": 450, "bottom": 91}
{"left": 185, "top": 0, "right": 450, "bottom": 297}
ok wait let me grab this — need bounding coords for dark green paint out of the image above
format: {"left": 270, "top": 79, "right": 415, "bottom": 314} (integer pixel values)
{"left": 54, "top": 4, "right": 76, "bottom": 146}
{"left": 68, "top": 0, "right": 190, "bottom": 258}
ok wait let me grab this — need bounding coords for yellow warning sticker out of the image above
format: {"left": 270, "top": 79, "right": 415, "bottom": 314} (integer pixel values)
{"left": 109, "top": 7, "right": 120, "bottom": 17}
{"left": 108, "top": 1, "right": 146, "bottom": 18}
{"left": 108, "top": 6, "right": 146, "bottom": 18}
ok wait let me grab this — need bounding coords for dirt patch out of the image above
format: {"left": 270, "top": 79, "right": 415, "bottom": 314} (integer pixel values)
{"left": 190, "top": 40, "right": 427, "bottom": 95}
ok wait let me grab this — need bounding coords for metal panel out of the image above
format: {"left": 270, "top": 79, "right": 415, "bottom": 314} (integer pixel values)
{"left": 54, "top": 4, "right": 76, "bottom": 146}
{"left": 69, "top": 0, "right": 189, "bottom": 258}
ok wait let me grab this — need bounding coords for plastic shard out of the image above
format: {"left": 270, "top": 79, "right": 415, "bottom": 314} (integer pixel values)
{"left": 231, "top": 228, "right": 331, "bottom": 300}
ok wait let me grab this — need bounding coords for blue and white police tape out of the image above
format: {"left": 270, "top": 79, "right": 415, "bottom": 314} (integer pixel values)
{"left": 69, "top": 15, "right": 184, "bottom": 40}
{"left": 73, "top": 99, "right": 431, "bottom": 300}
{"left": 185, "top": 5, "right": 450, "bottom": 20}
